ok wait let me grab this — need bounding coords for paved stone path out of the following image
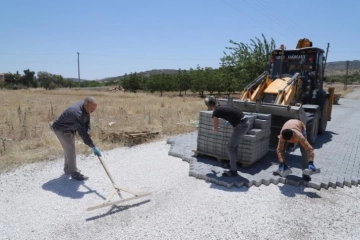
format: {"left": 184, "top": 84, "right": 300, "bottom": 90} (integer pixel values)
{"left": 167, "top": 98, "right": 360, "bottom": 190}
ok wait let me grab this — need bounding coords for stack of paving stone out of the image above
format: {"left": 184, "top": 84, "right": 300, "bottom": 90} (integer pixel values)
{"left": 197, "top": 111, "right": 271, "bottom": 166}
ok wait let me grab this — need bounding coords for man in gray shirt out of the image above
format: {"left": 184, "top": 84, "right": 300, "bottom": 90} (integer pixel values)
{"left": 52, "top": 96, "right": 102, "bottom": 181}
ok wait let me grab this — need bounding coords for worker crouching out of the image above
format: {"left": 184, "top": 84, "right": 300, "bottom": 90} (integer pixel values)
{"left": 276, "top": 119, "right": 317, "bottom": 181}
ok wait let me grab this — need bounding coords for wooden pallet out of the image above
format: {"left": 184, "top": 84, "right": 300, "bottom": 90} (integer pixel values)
{"left": 101, "top": 130, "right": 159, "bottom": 145}
{"left": 125, "top": 131, "right": 159, "bottom": 138}
{"left": 333, "top": 94, "right": 341, "bottom": 104}
{"left": 192, "top": 149, "right": 252, "bottom": 168}
{"left": 125, "top": 131, "right": 159, "bottom": 145}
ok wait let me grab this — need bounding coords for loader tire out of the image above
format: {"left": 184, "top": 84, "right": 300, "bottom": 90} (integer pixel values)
{"left": 318, "top": 99, "right": 329, "bottom": 135}
{"left": 307, "top": 112, "right": 319, "bottom": 145}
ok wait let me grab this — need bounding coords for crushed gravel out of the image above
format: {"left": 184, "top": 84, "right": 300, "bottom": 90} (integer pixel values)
{"left": 1, "top": 139, "right": 360, "bottom": 240}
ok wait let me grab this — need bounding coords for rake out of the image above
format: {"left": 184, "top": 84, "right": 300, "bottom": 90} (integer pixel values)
{"left": 87, "top": 156, "right": 152, "bottom": 211}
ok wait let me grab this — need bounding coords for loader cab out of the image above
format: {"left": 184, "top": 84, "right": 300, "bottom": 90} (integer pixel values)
{"left": 268, "top": 47, "right": 326, "bottom": 104}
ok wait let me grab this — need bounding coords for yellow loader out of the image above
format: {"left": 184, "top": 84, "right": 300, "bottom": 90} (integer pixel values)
{"left": 217, "top": 38, "right": 334, "bottom": 148}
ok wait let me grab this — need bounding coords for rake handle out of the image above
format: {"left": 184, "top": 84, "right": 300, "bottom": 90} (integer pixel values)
{"left": 97, "top": 156, "right": 117, "bottom": 186}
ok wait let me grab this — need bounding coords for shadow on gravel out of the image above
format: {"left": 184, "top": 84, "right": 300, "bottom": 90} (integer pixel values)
{"left": 42, "top": 174, "right": 102, "bottom": 199}
{"left": 209, "top": 183, "right": 249, "bottom": 192}
{"left": 278, "top": 184, "right": 321, "bottom": 198}
{"left": 85, "top": 200, "right": 151, "bottom": 221}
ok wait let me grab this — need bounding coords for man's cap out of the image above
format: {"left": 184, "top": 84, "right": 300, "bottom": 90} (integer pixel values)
{"left": 207, "top": 96, "right": 217, "bottom": 106}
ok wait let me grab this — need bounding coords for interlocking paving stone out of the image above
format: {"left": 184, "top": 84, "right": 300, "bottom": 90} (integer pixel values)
{"left": 303, "top": 169, "right": 321, "bottom": 175}
{"left": 197, "top": 111, "right": 271, "bottom": 165}
{"left": 167, "top": 98, "right": 360, "bottom": 190}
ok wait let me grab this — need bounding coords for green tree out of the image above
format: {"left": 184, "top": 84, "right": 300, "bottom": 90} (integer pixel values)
{"left": 190, "top": 65, "right": 207, "bottom": 97}
{"left": 221, "top": 34, "right": 276, "bottom": 90}
{"left": 146, "top": 73, "right": 173, "bottom": 96}
{"left": 53, "top": 74, "right": 65, "bottom": 87}
{"left": 37, "top": 71, "right": 54, "bottom": 89}
{"left": 20, "top": 69, "right": 36, "bottom": 88}
{"left": 4, "top": 71, "right": 21, "bottom": 87}
{"left": 121, "top": 72, "right": 142, "bottom": 92}
{"left": 218, "top": 63, "right": 238, "bottom": 97}
{"left": 64, "top": 79, "right": 76, "bottom": 88}
{"left": 84, "top": 80, "right": 102, "bottom": 88}
{"left": 37, "top": 71, "right": 66, "bottom": 89}
{"left": 4, "top": 73, "right": 16, "bottom": 85}
{"left": 183, "top": 70, "right": 192, "bottom": 95}
{"left": 176, "top": 69, "right": 192, "bottom": 96}
{"left": 203, "top": 67, "right": 219, "bottom": 95}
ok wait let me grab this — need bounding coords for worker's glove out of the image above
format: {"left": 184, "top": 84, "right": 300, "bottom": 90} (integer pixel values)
{"left": 224, "top": 120, "right": 229, "bottom": 126}
{"left": 92, "top": 146, "right": 102, "bottom": 156}
{"left": 278, "top": 163, "right": 289, "bottom": 173}
{"left": 308, "top": 162, "right": 316, "bottom": 171}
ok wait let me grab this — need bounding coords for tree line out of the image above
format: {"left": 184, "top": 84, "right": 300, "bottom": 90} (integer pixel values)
{"left": 1, "top": 34, "right": 276, "bottom": 95}
{"left": 0, "top": 70, "right": 102, "bottom": 90}
{"left": 326, "top": 71, "right": 360, "bottom": 84}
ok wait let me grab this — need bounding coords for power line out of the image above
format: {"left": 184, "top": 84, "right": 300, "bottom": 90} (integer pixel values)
{"left": 0, "top": 52, "right": 219, "bottom": 60}
{"left": 219, "top": 0, "right": 296, "bottom": 42}
{"left": 256, "top": 0, "right": 328, "bottom": 47}
{"left": 244, "top": 1, "right": 327, "bottom": 48}
{"left": 0, "top": 52, "right": 74, "bottom": 56}
{"left": 0, "top": 60, "right": 76, "bottom": 63}
{"left": 241, "top": 0, "right": 302, "bottom": 39}
{"left": 256, "top": 0, "right": 308, "bottom": 33}
{"left": 0, "top": 52, "right": 220, "bottom": 61}
{"left": 81, "top": 52, "right": 219, "bottom": 61}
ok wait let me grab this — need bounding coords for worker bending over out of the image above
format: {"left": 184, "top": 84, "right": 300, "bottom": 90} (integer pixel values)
{"left": 276, "top": 119, "right": 317, "bottom": 181}
{"left": 206, "top": 96, "right": 249, "bottom": 177}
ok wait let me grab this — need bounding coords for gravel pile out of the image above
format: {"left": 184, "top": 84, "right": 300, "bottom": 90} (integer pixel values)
{"left": 1, "top": 139, "right": 360, "bottom": 240}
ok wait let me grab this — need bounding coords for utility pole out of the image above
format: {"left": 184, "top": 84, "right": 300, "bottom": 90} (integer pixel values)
{"left": 322, "top": 43, "right": 330, "bottom": 77}
{"left": 344, "top": 60, "right": 349, "bottom": 90}
{"left": 77, "top": 52, "right": 80, "bottom": 87}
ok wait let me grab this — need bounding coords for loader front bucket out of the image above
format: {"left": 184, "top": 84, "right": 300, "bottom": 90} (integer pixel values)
{"left": 218, "top": 99, "right": 307, "bottom": 122}
{"left": 217, "top": 99, "right": 309, "bottom": 149}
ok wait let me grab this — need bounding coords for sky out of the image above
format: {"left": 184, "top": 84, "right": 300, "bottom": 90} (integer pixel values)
{"left": 1, "top": 0, "right": 359, "bottom": 80}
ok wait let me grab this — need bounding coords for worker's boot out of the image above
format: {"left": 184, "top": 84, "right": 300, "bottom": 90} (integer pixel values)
{"left": 71, "top": 172, "right": 89, "bottom": 181}
{"left": 222, "top": 170, "right": 238, "bottom": 177}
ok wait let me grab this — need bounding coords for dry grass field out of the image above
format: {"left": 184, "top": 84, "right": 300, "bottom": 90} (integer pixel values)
{"left": 0, "top": 84, "right": 353, "bottom": 172}
{"left": 324, "top": 83, "right": 360, "bottom": 100}
{"left": 0, "top": 88, "right": 210, "bottom": 172}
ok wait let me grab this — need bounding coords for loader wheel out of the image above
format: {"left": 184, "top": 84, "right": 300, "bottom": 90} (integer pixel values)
{"left": 307, "top": 112, "right": 319, "bottom": 145}
{"left": 318, "top": 99, "right": 329, "bottom": 135}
